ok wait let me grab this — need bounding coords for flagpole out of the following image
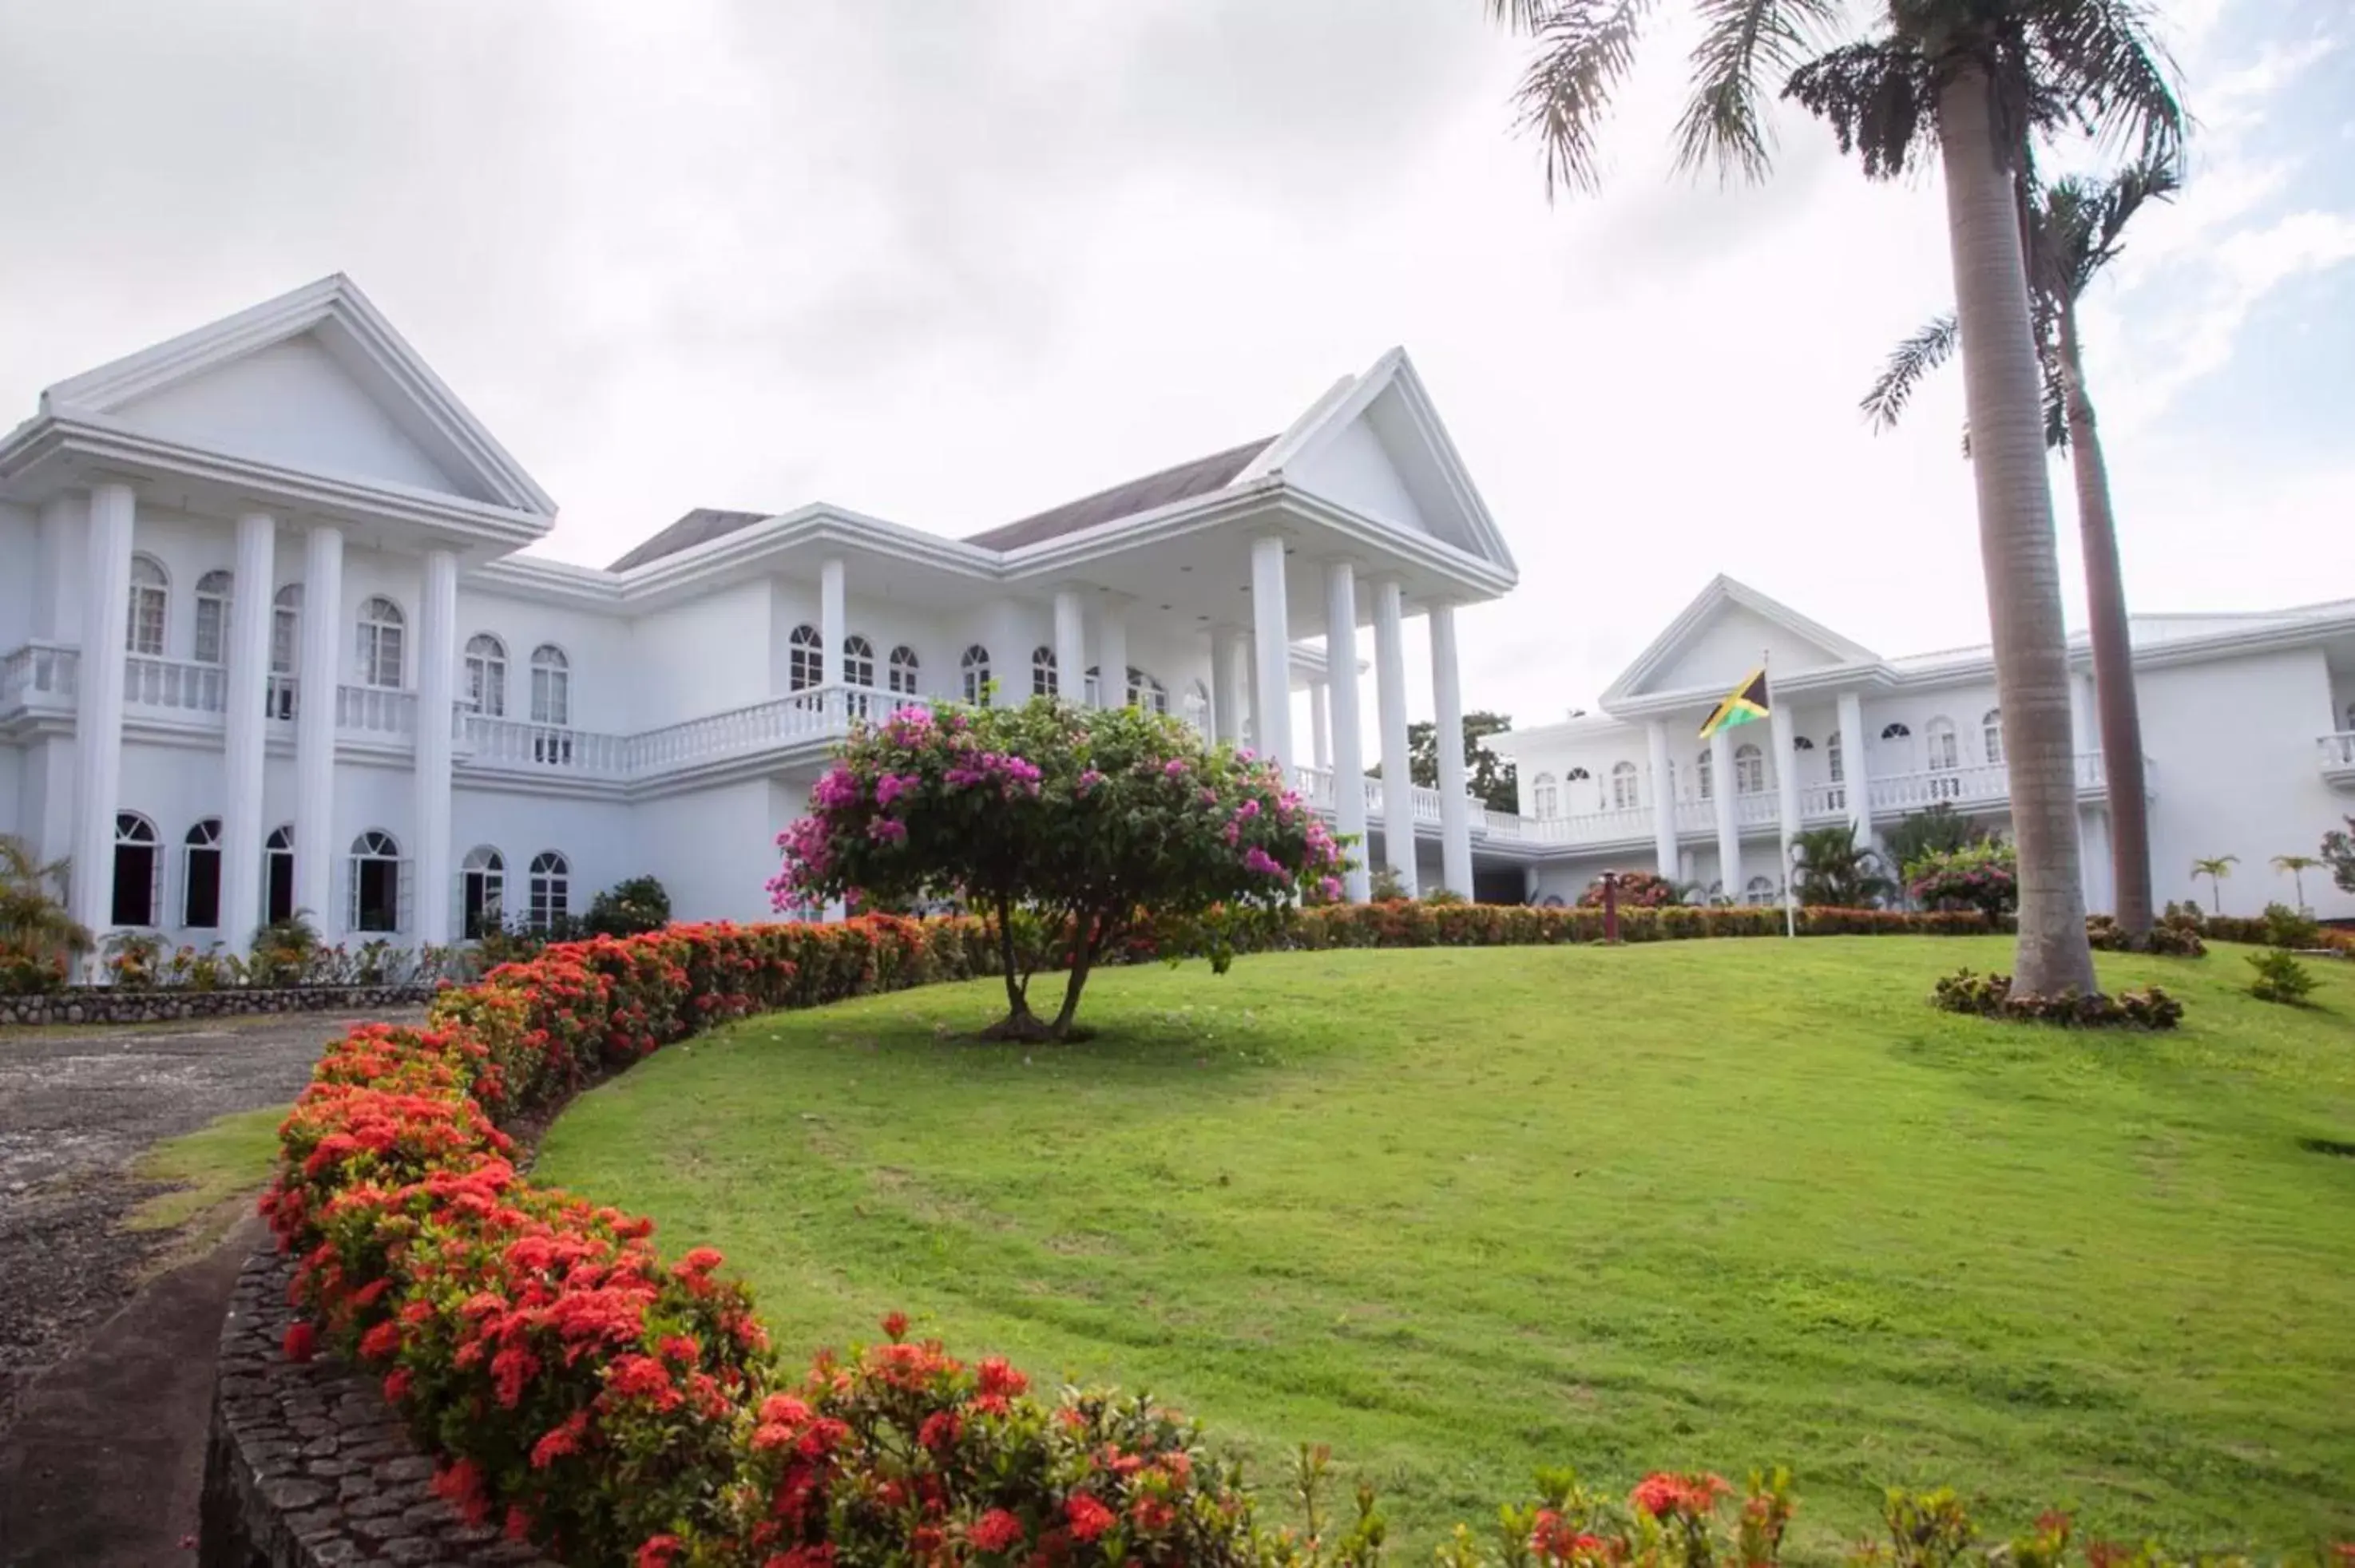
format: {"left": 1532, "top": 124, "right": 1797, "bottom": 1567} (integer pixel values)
{"left": 1770, "top": 645, "right": 1796, "bottom": 940}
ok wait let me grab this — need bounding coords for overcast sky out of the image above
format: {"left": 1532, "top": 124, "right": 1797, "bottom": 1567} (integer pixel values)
{"left": 2, "top": 0, "right": 2347, "bottom": 727}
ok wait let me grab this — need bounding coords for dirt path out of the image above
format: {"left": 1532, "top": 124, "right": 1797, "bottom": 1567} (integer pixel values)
{"left": 0, "top": 1010, "right": 418, "bottom": 1432}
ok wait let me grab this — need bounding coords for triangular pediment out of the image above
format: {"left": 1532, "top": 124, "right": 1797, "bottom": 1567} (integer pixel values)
{"left": 41, "top": 275, "right": 554, "bottom": 517}
{"left": 1241, "top": 349, "right": 1515, "bottom": 574}
{"left": 1604, "top": 576, "right": 1877, "bottom": 704}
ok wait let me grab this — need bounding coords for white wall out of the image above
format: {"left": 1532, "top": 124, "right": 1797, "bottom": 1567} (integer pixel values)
{"left": 1646, "top": 607, "right": 1842, "bottom": 693}
{"left": 0, "top": 501, "right": 34, "bottom": 651}
{"left": 636, "top": 578, "right": 773, "bottom": 728}
{"left": 451, "top": 786, "right": 637, "bottom": 928}
{"left": 454, "top": 589, "right": 634, "bottom": 732}
{"left": 632, "top": 778, "right": 787, "bottom": 924}
{"left": 1291, "top": 415, "right": 1428, "bottom": 537}
{"left": 2139, "top": 647, "right": 2354, "bottom": 918}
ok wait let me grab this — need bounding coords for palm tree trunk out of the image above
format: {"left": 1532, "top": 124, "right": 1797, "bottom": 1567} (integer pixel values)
{"left": 2056, "top": 302, "right": 2154, "bottom": 939}
{"left": 1935, "top": 67, "right": 2095, "bottom": 998}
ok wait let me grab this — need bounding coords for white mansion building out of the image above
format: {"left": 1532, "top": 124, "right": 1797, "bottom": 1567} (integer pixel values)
{"left": 3, "top": 276, "right": 2348, "bottom": 959}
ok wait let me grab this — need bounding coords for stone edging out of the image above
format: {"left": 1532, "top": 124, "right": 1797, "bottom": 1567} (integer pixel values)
{"left": 0, "top": 984, "right": 435, "bottom": 1028}
{"left": 200, "top": 1249, "right": 557, "bottom": 1568}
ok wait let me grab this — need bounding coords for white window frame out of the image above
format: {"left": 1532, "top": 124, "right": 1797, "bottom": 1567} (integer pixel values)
{"left": 1127, "top": 667, "right": 1168, "bottom": 715}
{"left": 1925, "top": 717, "right": 1960, "bottom": 771}
{"left": 464, "top": 633, "right": 508, "bottom": 716}
{"left": 1696, "top": 748, "right": 1714, "bottom": 801}
{"left": 127, "top": 556, "right": 168, "bottom": 657}
{"left": 1734, "top": 742, "right": 1766, "bottom": 796}
{"left": 887, "top": 646, "right": 921, "bottom": 696}
{"left": 1031, "top": 645, "right": 1058, "bottom": 699}
{"left": 1982, "top": 708, "right": 2004, "bottom": 766}
{"left": 527, "top": 850, "right": 570, "bottom": 932}
{"left": 529, "top": 643, "right": 570, "bottom": 726}
{"left": 182, "top": 818, "right": 224, "bottom": 929}
{"left": 113, "top": 810, "right": 162, "bottom": 928}
{"left": 348, "top": 830, "right": 403, "bottom": 935}
{"left": 961, "top": 645, "right": 992, "bottom": 705}
{"left": 193, "top": 570, "right": 232, "bottom": 665}
{"left": 356, "top": 597, "right": 406, "bottom": 690}
{"left": 1610, "top": 762, "right": 1639, "bottom": 810}
{"left": 264, "top": 825, "right": 296, "bottom": 927}
{"left": 460, "top": 845, "right": 505, "bottom": 940}
{"left": 842, "top": 635, "right": 875, "bottom": 690}
{"left": 1532, "top": 772, "right": 1559, "bottom": 819}
{"left": 787, "top": 624, "right": 823, "bottom": 692}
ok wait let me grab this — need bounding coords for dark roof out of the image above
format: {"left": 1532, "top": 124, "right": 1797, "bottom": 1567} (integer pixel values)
{"left": 960, "top": 436, "right": 1275, "bottom": 552}
{"left": 606, "top": 508, "right": 771, "bottom": 572}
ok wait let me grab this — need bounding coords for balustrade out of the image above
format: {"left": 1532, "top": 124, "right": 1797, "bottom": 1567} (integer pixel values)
{"left": 336, "top": 684, "right": 417, "bottom": 736}
{"left": 125, "top": 655, "right": 228, "bottom": 715}
{"left": 0, "top": 642, "right": 78, "bottom": 711}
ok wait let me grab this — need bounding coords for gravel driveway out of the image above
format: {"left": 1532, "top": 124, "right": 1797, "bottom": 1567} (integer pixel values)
{"left": 0, "top": 1009, "right": 419, "bottom": 1431}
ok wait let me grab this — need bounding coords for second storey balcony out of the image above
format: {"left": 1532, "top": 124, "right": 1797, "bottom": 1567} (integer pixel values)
{"left": 2321, "top": 732, "right": 2355, "bottom": 790}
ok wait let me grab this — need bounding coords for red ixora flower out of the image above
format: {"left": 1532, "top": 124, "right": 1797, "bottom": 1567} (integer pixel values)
{"left": 636, "top": 1534, "right": 684, "bottom": 1568}
{"left": 968, "top": 1509, "right": 1025, "bottom": 1554}
{"left": 282, "top": 1321, "right": 317, "bottom": 1364}
{"left": 1065, "top": 1494, "right": 1117, "bottom": 1542}
{"left": 1629, "top": 1471, "right": 1731, "bottom": 1521}
{"left": 881, "top": 1310, "right": 910, "bottom": 1341}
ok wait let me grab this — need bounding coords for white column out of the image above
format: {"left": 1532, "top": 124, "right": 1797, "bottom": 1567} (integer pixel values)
{"left": 1646, "top": 719, "right": 1679, "bottom": 879}
{"left": 1428, "top": 604, "right": 1473, "bottom": 901}
{"left": 1710, "top": 727, "right": 1740, "bottom": 902}
{"left": 69, "top": 482, "right": 137, "bottom": 948}
{"left": 1770, "top": 700, "right": 1802, "bottom": 909}
{"left": 1322, "top": 562, "right": 1371, "bottom": 903}
{"left": 1210, "top": 627, "right": 1244, "bottom": 743}
{"left": 1837, "top": 690, "right": 1872, "bottom": 844}
{"left": 1097, "top": 602, "right": 1129, "bottom": 707}
{"left": 1372, "top": 576, "right": 1417, "bottom": 897}
{"left": 220, "top": 511, "right": 276, "bottom": 951}
{"left": 1249, "top": 536, "right": 1292, "bottom": 766}
{"left": 819, "top": 556, "right": 846, "bottom": 688}
{"left": 295, "top": 525, "right": 344, "bottom": 931}
{"left": 1308, "top": 680, "right": 1331, "bottom": 771}
{"left": 413, "top": 548, "right": 458, "bottom": 948}
{"left": 1054, "top": 590, "right": 1087, "bottom": 704}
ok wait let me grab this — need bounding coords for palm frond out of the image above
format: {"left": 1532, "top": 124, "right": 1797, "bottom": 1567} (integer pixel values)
{"left": 1861, "top": 312, "right": 1959, "bottom": 431}
{"left": 1781, "top": 38, "right": 1937, "bottom": 180}
{"left": 2040, "top": 334, "right": 2071, "bottom": 450}
{"left": 1497, "top": 0, "right": 1661, "bottom": 198}
{"left": 1672, "top": 0, "right": 1841, "bottom": 180}
{"left": 2026, "top": 0, "right": 2187, "bottom": 170}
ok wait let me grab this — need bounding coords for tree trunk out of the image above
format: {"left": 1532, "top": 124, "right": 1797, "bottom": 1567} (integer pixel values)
{"left": 2056, "top": 302, "right": 2154, "bottom": 939}
{"left": 1935, "top": 68, "right": 2096, "bottom": 997}
{"left": 1050, "top": 928, "right": 1098, "bottom": 1040}
{"left": 983, "top": 891, "right": 1049, "bottom": 1040}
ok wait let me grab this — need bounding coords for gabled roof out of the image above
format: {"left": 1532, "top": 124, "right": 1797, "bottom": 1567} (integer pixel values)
{"left": 1235, "top": 347, "right": 1516, "bottom": 576}
{"left": 1601, "top": 576, "right": 1880, "bottom": 707}
{"left": 39, "top": 273, "right": 555, "bottom": 517}
{"left": 961, "top": 436, "right": 1276, "bottom": 552}
{"left": 608, "top": 507, "right": 772, "bottom": 572}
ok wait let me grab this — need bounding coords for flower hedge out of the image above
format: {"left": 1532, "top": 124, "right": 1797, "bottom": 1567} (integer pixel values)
{"left": 261, "top": 913, "right": 2323, "bottom": 1566}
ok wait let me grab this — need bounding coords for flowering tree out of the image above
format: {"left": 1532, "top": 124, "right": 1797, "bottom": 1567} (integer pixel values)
{"left": 1576, "top": 870, "right": 1680, "bottom": 909}
{"left": 1909, "top": 841, "right": 2020, "bottom": 923}
{"left": 771, "top": 700, "right": 1346, "bottom": 1041}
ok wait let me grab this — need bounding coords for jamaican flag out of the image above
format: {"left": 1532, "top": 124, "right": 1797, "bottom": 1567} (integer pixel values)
{"left": 1698, "top": 667, "right": 1770, "bottom": 741}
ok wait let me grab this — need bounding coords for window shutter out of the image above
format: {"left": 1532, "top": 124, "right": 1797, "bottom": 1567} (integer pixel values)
{"left": 449, "top": 869, "right": 465, "bottom": 940}
{"left": 342, "top": 857, "right": 358, "bottom": 937}
{"left": 398, "top": 860, "right": 415, "bottom": 935}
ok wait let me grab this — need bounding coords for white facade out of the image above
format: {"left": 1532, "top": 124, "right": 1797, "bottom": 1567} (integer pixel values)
{"left": 1484, "top": 576, "right": 2355, "bottom": 920}
{"left": 0, "top": 276, "right": 1523, "bottom": 957}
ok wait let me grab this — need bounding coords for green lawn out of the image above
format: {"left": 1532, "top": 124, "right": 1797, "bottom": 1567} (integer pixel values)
{"left": 533, "top": 938, "right": 2355, "bottom": 1556}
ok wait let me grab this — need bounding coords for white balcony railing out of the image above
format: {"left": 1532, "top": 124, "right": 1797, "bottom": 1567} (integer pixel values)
{"left": 1, "top": 641, "right": 78, "bottom": 712}
{"left": 337, "top": 683, "right": 417, "bottom": 736}
{"left": 2320, "top": 731, "right": 2355, "bottom": 782}
{"left": 125, "top": 654, "right": 228, "bottom": 715}
{"left": 463, "top": 714, "right": 629, "bottom": 776}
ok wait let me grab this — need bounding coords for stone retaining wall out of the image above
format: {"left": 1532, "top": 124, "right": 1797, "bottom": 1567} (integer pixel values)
{"left": 0, "top": 984, "right": 434, "bottom": 1028}
{"left": 200, "top": 1249, "right": 557, "bottom": 1568}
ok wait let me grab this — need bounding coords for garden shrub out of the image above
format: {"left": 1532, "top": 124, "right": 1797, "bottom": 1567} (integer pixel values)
{"left": 1575, "top": 870, "right": 1680, "bottom": 909}
{"left": 585, "top": 874, "right": 673, "bottom": 938}
{"left": 1907, "top": 842, "right": 2019, "bottom": 923}
{"left": 2246, "top": 948, "right": 2317, "bottom": 1005}
{"left": 2259, "top": 901, "right": 2322, "bottom": 951}
{"left": 260, "top": 916, "right": 2355, "bottom": 1566}
{"left": 0, "top": 942, "right": 67, "bottom": 993}
{"left": 2084, "top": 916, "right": 2206, "bottom": 957}
{"left": 1930, "top": 968, "right": 2183, "bottom": 1029}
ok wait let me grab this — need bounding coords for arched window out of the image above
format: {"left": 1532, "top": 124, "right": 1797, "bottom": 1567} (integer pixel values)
{"left": 1127, "top": 667, "right": 1168, "bottom": 714}
{"left": 1880, "top": 722, "right": 1911, "bottom": 740}
{"left": 1183, "top": 679, "right": 1211, "bottom": 734}
{"left": 1827, "top": 730, "right": 1845, "bottom": 784}
{"left": 356, "top": 597, "right": 405, "bottom": 688}
{"left": 1981, "top": 707, "right": 2004, "bottom": 766}
{"left": 183, "top": 818, "right": 223, "bottom": 929}
{"left": 1745, "top": 874, "right": 1776, "bottom": 907}
{"left": 842, "top": 636, "right": 875, "bottom": 689}
{"left": 1791, "top": 735, "right": 1814, "bottom": 751}
{"left": 787, "top": 624, "right": 823, "bottom": 692}
{"left": 1532, "top": 772, "right": 1560, "bottom": 819}
{"left": 1925, "top": 716, "right": 1960, "bottom": 770}
{"left": 127, "top": 556, "right": 168, "bottom": 656}
{"left": 112, "top": 812, "right": 160, "bottom": 927}
{"left": 961, "top": 645, "right": 992, "bottom": 705}
{"left": 1610, "top": 761, "right": 1639, "bottom": 810}
{"left": 193, "top": 570, "right": 232, "bottom": 665}
{"left": 1031, "top": 645, "right": 1059, "bottom": 699}
{"left": 1696, "top": 748, "right": 1714, "bottom": 801}
{"left": 461, "top": 845, "right": 505, "bottom": 940}
{"left": 464, "top": 634, "right": 508, "bottom": 716}
{"left": 271, "top": 584, "right": 302, "bottom": 686}
{"left": 1566, "top": 766, "right": 1593, "bottom": 782}
{"left": 1735, "top": 742, "right": 1766, "bottom": 795}
{"left": 528, "top": 851, "right": 569, "bottom": 932}
{"left": 887, "top": 645, "right": 920, "bottom": 696}
{"left": 529, "top": 644, "right": 570, "bottom": 725}
{"left": 348, "top": 830, "right": 402, "bottom": 934}
{"left": 264, "top": 826, "right": 295, "bottom": 925}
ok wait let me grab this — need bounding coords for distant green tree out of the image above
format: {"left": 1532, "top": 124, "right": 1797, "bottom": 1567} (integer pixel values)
{"left": 1375, "top": 711, "right": 1520, "bottom": 814}
{"left": 1789, "top": 824, "right": 1896, "bottom": 909}
{"left": 1881, "top": 806, "right": 1991, "bottom": 884}
{"left": 2320, "top": 821, "right": 2355, "bottom": 895}
{"left": 2190, "top": 854, "right": 2238, "bottom": 915}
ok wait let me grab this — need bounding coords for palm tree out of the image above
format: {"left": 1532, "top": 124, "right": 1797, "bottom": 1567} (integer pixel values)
{"left": 1864, "top": 160, "right": 2179, "bottom": 942}
{"left": 1481, "top": 0, "right": 2181, "bottom": 998}
{"left": 1790, "top": 823, "right": 1897, "bottom": 908}
{"left": 2190, "top": 854, "right": 2237, "bottom": 916}
{"left": 0, "top": 834, "right": 94, "bottom": 965}
{"left": 2270, "top": 853, "right": 2321, "bottom": 913}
